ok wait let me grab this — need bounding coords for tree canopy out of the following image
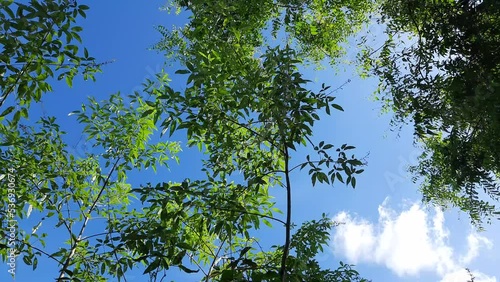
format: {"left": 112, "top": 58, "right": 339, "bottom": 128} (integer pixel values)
{"left": 0, "top": 0, "right": 374, "bottom": 281}
{"left": 369, "top": 0, "right": 500, "bottom": 226}
{"left": 0, "top": 0, "right": 101, "bottom": 122}
{"left": 2, "top": 0, "right": 498, "bottom": 280}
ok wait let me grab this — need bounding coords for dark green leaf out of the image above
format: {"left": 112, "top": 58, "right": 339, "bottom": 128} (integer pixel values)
{"left": 0, "top": 106, "right": 15, "bottom": 118}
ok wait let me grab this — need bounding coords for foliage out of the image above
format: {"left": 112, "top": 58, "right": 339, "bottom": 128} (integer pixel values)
{"left": 368, "top": 0, "right": 500, "bottom": 226}
{"left": 0, "top": 0, "right": 101, "bottom": 123}
{"left": 148, "top": 43, "right": 366, "bottom": 280}
{"left": 0, "top": 77, "right": 180, "bottom": 281}
{"left": 156, "top": 0, "right": 376, "bottom": 64}
{"left": 0, "top": 0, "right": 374, "bottom": 281}
{"left": 146, "top": 0, "right": 369, "bottom": 281}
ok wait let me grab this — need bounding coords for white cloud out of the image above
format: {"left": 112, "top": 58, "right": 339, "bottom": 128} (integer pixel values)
{"left": 331, "top": 199, "right": 495, "bottom": 281}
{"left": 460, "top": 233, "right": 493, "bottom": 265}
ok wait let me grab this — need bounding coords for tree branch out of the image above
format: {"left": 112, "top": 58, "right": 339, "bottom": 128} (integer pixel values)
{"left": 206, "top": 234, "right": 227, "bottom": 281}
{"left": 15, "top": 239, "right": 63, "bottom": 265}
{"left": 279, "top": 146, "right": 292, "bottom": 282}
{"left": 57, "top": 157, "right": 120, "bottom": 280}
{"left": 213, "top": 206, "right": 286, "bottom": 225}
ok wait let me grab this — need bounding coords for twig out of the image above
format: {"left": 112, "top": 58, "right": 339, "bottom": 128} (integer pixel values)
{"left": 213, "top": 206, "right": 286, "bottom": 225}
{"left": 206, "top": 234, "right": 227, "bottom": 281}
{"left": 57, "top": 158, "right": 120, "bottom": 280}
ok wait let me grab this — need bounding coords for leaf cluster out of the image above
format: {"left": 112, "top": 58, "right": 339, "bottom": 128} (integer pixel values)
{"left": 369, "top": 0, "right": 500, "bottom": 226}
{"left": 0, "top": 0, "right": 99, "bottom": 116}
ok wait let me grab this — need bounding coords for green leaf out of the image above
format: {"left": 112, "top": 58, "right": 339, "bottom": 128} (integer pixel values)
{"left": 143, "top": 259, "right": 160, "bottom": 274}
{"left": 172, "top": 250, "right": 186, "bottom": 265}
{"left": 332, "top": 104, "right": 344, "bottom": 111}
{"left": 23, "top": 255, "right": 32, "bottom": 265}
{"left": 239, "top": 246, "right": 252, "bottom": 258}
{"left": 64, "top": 269, "right": 73, "bottom": 276}
{"left": 32, "top": 257, "right": 38, "bottom": 270}
{"left": 178, "top": 265, "right": 199, "bottom": 273}
{"left": 263, "top": 219, "right": 273, "bottom": 228}
{"left": 19, "top": 107, "right": 28, "bottom": 118}
{"left": 336, "top": 172, "right": 344, "bottom": 183}
{"left": 186, "top": 61, "right": 194, "bottom": 71}
{"left": 141, "top": 109, "right": 155, "bottom": 118}
{"left": 175, "top": 69, "right": 190, "bottom": 74}
{"left": 78, "top": 8, "right": 87, "bottom": 18}
{"left": 12, "top": 111, "right": 21, "bottom": 125}
{"left": 65, "top": 76, "right": 73, "bottom": 87}
{"left": 0, "top": 106, "right": 15, "bottom": 118}
{"left": 161, "top": 126, "right": 168, "bottom": 137}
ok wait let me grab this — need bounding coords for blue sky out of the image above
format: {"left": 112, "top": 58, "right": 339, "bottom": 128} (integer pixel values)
{"left": 1, "top": 1, "right": 499, "bottom": 281}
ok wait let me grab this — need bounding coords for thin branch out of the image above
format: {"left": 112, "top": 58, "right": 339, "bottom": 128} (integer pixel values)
{"left": 108, "top": 215, "right": 128, "bottom": 282}
{"left": 206, "top": 234, "right": 227, "bottom": 281}
{"left": 28, "top": 178, "right": 74, "bottom": 239}
{"left": 81, "top": 231, "right": 119, "bottom": 241}
{"left": 179, "top": 218, "right": 217, "bottom": 259}
{"left": 304, "top": 135, "right": 315, "bottom": 147}
{"left": 289, "top": 158, "right": 345, "bottom": 173}
{"left": 213, "top": 206, "right": 286, "bottom": 225}
{"left": 223, "top": 115, "right": 281, "bottom": 151}
{"left": 57, "top": 157, "right": 121, "bottom": 281}
{"left": 325, "top": 79, "right": 352, "bottom": 96}
{"left": 0, "top": 59, "right": 114, "bottom": 69}
{"left": 187, "top": 252, "right": 208, "bottom": 277}
{"left": 1, "top": 62, "right": 77, "bottom": 68}
{"left": 15, "top": 239, "right": 63, "bottom": 265}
